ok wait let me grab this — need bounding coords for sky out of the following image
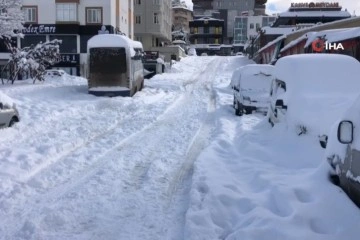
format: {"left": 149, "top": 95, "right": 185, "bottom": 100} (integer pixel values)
{"left": 184, "top": 0, "right": 360, "bottom": 16}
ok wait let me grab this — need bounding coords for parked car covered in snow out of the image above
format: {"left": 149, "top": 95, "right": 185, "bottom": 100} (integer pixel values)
{"left": 268, "top": 54, "right": 360, "bottom": 140}
{"left": 45, "top": 69, "right": 65, "bottom": 77}
{"left": 326, "top": 94, "right": 360, "bottom": 207}
{"left": 0, "top": 92, "right": 19, "bottom": 128}
{"left": 233, "top": 64, "right": 274, "bottom": 116}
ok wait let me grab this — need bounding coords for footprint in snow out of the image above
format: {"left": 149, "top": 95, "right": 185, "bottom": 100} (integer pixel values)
{"left": 294, "top": 188, "right": 315, "bottom": 203}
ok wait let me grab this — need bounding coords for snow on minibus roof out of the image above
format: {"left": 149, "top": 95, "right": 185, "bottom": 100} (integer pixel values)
{"left": 87, "top": 34, "right": 136, "bottom": 56}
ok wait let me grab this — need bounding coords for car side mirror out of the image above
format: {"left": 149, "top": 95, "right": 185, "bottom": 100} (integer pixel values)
{"left": 319, "top": 135, "right": 328, "bottom": 149}
{"left": 337, "top": 120, "right": 353, "bottom": 144}
{"left": 275, "top": 99, "right": 287, "bottom": 110}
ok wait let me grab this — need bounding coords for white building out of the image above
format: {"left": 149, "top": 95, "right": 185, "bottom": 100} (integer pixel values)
{"left": 233, "top": 15, "right": 276, "bottom": 44}
{"left": 0, "top": 0, "right": 134, "bottom": 77}
{"left": 134, "top": 0, "right": 172, "bottom": 50}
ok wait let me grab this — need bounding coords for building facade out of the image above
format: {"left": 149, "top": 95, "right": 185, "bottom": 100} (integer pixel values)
{"left": 192, "top": 0, "right": 214, "bottom": 16}
{"left": 134, "top": 0, "right": 172, "bottom": 50}
{"left": 254, "top": 0, "right": 267, "bottom": 15}
{"left": 0, "top": 0, "right": 134, "bottom": 77}
{"left": 233, "top": 15, "right": 276, "bottom": 44}
{"left": 189, "top": 17, "right": 224, "bottom": 44}
{"left": 172, "top": 4, "right": 193, "bottom": 33}
{"left": 172, "top": 3, "right": 193, "bottom": 42}
{"left": 212, "top": 0, "right": 256, "bottom": 43}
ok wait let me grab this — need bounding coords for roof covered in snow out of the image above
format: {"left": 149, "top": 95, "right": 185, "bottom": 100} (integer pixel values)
{"left": 87, "top": 34, "right": 137, "bottom": 56}
{"left": 132, "top": 40, "right": 143, "bottom": 50}
{"left": 278, "top": 11, "right": 351, "bottom": 18}
{"left": 304, "top": 27, "right": 360, "bottom": 48}
{"left": 258, "top": 35, "right": 286, "bottom": 53}
{"left": 193, "top": 17, "right": 223, "bottom": 21}
{"left": 262, "top": 26, "right": 298, "bottom": 35}
{"left": 88, "top": 34, "right": 132, "bottom": 49}
{"left": 280, "top": 34, "right": 310, "bottom": 52}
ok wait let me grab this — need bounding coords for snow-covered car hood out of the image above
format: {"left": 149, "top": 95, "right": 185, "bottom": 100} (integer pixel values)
{"left": 286, "top": 94, "right": 358, "bottom": 137}
{"left": 0, "top": 91, "right": 15, "bottom": 108}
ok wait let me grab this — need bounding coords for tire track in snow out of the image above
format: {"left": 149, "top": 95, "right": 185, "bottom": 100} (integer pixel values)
{"left": 0, "top": 57, "right": 225, "bottom": 240}
{"left": 0, "top": 91, "right": 186, "bottom": 237}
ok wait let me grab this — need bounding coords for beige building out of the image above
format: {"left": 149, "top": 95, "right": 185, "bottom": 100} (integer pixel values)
{"left": 172, "top": 4, "right": 193, "bottom": 33}
{"left": 134, "top": 0, "right": 172, "bottom": 50}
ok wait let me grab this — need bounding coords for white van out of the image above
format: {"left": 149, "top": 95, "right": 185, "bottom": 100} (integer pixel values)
{"left": 326, "top": 94, "right": 360, "bottom": 207}
{"left": 268, "top": 54, "right": 360, "bottom": 140}
{"left": 233, "top": 64, "right": 274, "bottom": 116}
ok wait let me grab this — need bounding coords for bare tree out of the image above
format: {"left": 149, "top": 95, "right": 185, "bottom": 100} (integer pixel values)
{"left": 7, "top": 39, "right": 62, "bottom": 84}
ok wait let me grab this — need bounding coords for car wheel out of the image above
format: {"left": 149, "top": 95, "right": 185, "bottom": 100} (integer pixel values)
{"left": 268, "top": 117, "right": 274, "bottom": 127}
{"left": 235, "top": 102, "right": 243, "bottom": 116}
{"left": 8, "top": 117, "right": 17, "bottom": 127}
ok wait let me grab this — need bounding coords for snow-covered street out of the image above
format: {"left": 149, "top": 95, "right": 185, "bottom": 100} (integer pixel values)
{"left": 1, "top": 56, "right": 360, "bottom": 240}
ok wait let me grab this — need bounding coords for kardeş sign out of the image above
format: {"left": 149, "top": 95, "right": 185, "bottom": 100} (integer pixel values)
{"left": 312, "top": 39, "right": 344, "bottom": 52}
{"left": 22, "top": 24, "right": 56, "bottom": 34}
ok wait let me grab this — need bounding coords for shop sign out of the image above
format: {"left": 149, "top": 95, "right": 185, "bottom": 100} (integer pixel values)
{"left": 22, "top": 24, "right": 56, "bottom": 34}
{"left": 291, "top": 2, "right": 340, "bottom": 8}
{"left": 55, "top": 54, "right": 79, "bottom": 64}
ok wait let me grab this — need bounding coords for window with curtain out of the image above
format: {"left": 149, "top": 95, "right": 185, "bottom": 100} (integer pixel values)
{"left": 86, "top": 8, "right": 102, "bottom": 24}
{"left": 23, "top": 6, "right": 37, "bottom": 23}
{"left": 56, "top": 3, "right": 77, "bottom": 22}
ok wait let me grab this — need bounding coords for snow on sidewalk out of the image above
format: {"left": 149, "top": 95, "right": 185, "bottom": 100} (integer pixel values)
{"left": 184, "top": 86, "right": 360, "bottom": 240}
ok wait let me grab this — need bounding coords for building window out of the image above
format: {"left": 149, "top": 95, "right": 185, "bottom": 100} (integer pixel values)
{"left": 250, "top": 23, "right": 254, "bottom": 29}
{"left": 86, "top": 7, "right": 102, "bottom": 24}
{"left": 135, "top": 15, "right": 141, "bottom": 24}
{"left": 21, "top": 35, "right": 46, "bottom": 48}
{"left": 50, "top": 35, "right": 77, "bottom": 53}
{"left": 256, "top": 23, "right": 260, "bottom": 31}
{"left": 154, "top": 13, "right": 159, "bottom": 24}
{"left": 23, "top": 6, "right": 37, "bottom": 23}
{"left": 56, "top": 3, "right": 77, "bottom": 22}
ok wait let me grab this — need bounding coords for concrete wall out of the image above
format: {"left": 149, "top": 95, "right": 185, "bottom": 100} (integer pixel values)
{"left": 150, "top": 46, "right": 187, "bottom": 62}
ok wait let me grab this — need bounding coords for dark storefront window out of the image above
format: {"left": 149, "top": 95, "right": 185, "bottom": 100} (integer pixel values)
{"left": 21, "top": 35, "right": 46, "bottom": 48}
{"left": 50, "top": 35, "right": 77, "bottom": 53}
{"left": 0, "top": 38, "right": 17, "bottom": 52}
{"left": 80, "top": 35, "right": 93, "bottom": 53}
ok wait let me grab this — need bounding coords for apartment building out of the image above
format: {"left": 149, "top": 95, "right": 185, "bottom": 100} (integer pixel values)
{"left": 0, "top": 0, "right": 134, "bottom": 77}
{"left": 189, "top": 17, "right": 224, "bottom": 44}
{"left": 134, "top": 0, "right": 172, "bottom": 50}
{"left": 172, "top": 2, "right": 193, "bottom": 42}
